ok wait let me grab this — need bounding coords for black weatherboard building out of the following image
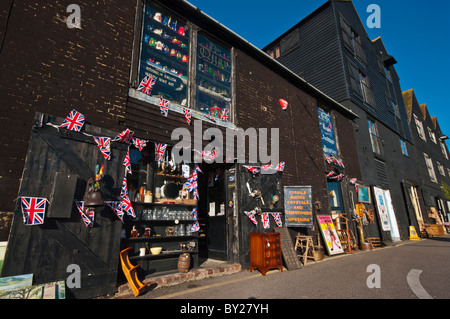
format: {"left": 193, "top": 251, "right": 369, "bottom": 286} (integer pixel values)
{"left": 264, "top": 0, "right": 434, "bottom": 241}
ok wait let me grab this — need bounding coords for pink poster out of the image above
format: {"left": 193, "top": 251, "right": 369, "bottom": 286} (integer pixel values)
{"left": 317, "top": 215, "right": 344, "bottom": 255}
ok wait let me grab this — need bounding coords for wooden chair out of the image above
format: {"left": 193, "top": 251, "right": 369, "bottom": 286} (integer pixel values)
{"left": 333, "top": 214, "right": 356, "bottom": 254}
{"left": 119, "top": 247, "right": 146, "bottom": 297}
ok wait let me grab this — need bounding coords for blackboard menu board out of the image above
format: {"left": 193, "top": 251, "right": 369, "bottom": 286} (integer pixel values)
{"left": 284, "top": 186, "right": 313, "bottom": 227}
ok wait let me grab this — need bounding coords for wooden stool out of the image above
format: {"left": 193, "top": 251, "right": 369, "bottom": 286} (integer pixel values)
{"left": 294, "top": 235, "right": 315, "bottom": 265}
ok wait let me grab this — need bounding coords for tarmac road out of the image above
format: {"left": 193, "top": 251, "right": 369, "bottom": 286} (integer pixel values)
{"left": 136, "top": 235, "right": 450, "bottom": 300}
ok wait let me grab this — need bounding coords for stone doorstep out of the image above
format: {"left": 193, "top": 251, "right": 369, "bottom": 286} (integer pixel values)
{"left": 114, "top": 263, "right": 242, "bottom": 299}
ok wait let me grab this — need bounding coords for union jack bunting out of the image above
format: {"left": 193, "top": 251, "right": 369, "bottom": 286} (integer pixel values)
{"left": 221, "top": 108, "right": 229, "bottom": 122}
{"left": 261, "top": 213, "right": 270, "bottom": 229}
{"left": 132, "top": 138, "right": 146, "bottom": 151}
{"left": 188, "top": 171, "right": 198, "bottom": 183}
{"left": 327, "top": 171, "right": 336, "bottom": 178}
{"left": 183, "top": 107, "right": 192, "bottom": 125}
{"left": 113, "top": 129, "right": 134, "bottom": 143}
{"left": 21, "top": 197, "right": 46, "bottom": 226}
{"left": 75, "top": 201, "right": 94, "bottom": 227}
{"left": 60, "top": 109, "right": 85, "bottom": 132}
{"left": 123, "top": 151, "right": 132, "bottom": 174}
{"left": 325, "top": 155, "right": 333, "bottom": 164}
{"left": 243, "top": 165, "right": 260, "bottom": 174}
{"left": 261, "top": 164, "right": 273, "bottom": 171}
{"left": 184, "top": 179, "right": 197, "bottom": 193}
{"left": 137, "top": 76, "right": 156, "bottom": 95}
{"left": 271, "top": 212, "right": 283, "bottom": 227}
{"left": 276, "top": 162, "right": 285, "bottom": 172}
{"left": 159, "top": 97, "right": 170, "bottom": 117}
{"left": 192, "top": 207, "right": 198, "bottom": 220}
{"left": 244, "top": 211, "right": 258, "bottom": 226}
{"left": 193, "top": 188, "right": 199, "bottom": 200}
{"left": 105, "top": 201, "right": 124, "bottom": 223}
{"left": 120, "top": 172, "right": 128, "bottom": 198}
{"left": 120, "top": 194, "right": 135, "bottom": 218}
{"left": 93, "top": 136, "right": 111, "bottom": 160}
{"left": 204, "top": 115, "right": 216, "bottom": 123}
{"left": 190, "top": 220, "right": 200, "bottom": 232}
{"left": 154, "top": 142, "right": 167, "bottom": 161}
{"left": 195, "top": 164, "right": 203, "bottom": 174}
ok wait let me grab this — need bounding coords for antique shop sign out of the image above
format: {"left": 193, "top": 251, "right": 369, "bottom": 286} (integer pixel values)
{"left": 284, "top": 186, "right": 313, "bottom": 227}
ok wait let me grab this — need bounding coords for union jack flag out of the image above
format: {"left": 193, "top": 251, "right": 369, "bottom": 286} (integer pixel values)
{"left": 245, "top": 211, "right": 258, "bottom": 226}
{"left": 120, "top": 195, "right": 135, "bottom": 218}
{"left": 105, "top": 201, "right": 124, "bottom": 223}
{"left": 113, "top": 129, "right": 134, "bottom": 143}
{"left": 21, "top": 197, "right": 46, "bottom": 225}
{"left": 75, "top": 201, "right": 94, "bottom": 227}
{"left": 243, "top": 165, "right": 260, "bottom": 174}
{"left": 261, "top": 213, "right": 270, "bottom": 229}
{"left": 221, "top": 108, "right": 229, "bottom": 122}
{"left": 93, "top": 137, "right": 111, "bottom": 160}
{"left": 120, "top": 172, "right": 128, "bottom": 198}
{"left": 204, "top": 115, "right": 216, "bottom": 123}
{"left": 60, "top": 109, "right": 85, "bottom": 132}
{"left": 327, "top": 171, "right": 336, "bottom": 178}
{"left": 325, "top": 155, "right": 333, "bottom": 164}
{"left": 195, "top": 164, "right": 203, "bottom": 174}
{"left": 137, "top": 76, "right": 156, "bottom": 95}
{"left": 159, "top": 97, "right": 170, "bottom": 117}
{"left": 276, "top": 162, "right": 285, "bottom": 172}
{"left": 123, "top": 151, "right": 132, "bottom": 174}
{"left": 185, "top": 179, "right": 197, "bottom": 193}
{"left": 261, "top": 164, "right": 273, "bottom": 171}
{"left": 271, "top": 212, "right": 283, "bottom": 227}
{"left": 154, "top": 142, "right": 167, "bottom": 161}
{"left": 132, "top": 138, "right": 146, "bottom": 151}
{"left": 193, "top": 188, "right": 199, "bottom": 200}
{"left": 188, "top": 171, "right": 198, "bottom": 183}
{"left": 191, "top": 221, "right": 200, "bottom": 232}
{"left": 192, "top": 207, "right": 198, "bottom": 220}
{"left": 183, "top": 108, "right": 192, "bottom": 125}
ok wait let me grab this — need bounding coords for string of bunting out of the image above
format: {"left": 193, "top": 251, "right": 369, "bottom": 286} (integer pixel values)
{"left": 243, "top": 162, "right": 285, "bottom": 175}
{"left": 244, "top": 210, "right": 283, "bottom": 228}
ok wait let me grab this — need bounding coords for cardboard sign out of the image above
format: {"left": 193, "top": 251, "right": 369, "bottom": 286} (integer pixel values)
{"left": 284, "top": 186, "right": 313, "bottom": 227}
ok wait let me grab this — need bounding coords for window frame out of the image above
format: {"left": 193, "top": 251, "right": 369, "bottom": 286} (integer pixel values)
{"left": 368, "top": 119, "right": 382, "bottom": 155}
{"left": 440, "top": 140, "right": 449, "bottom": 159}
{"left": 437, "top": 162, "right": 445, "bottom": 176}
{"left": 400, "top": 138, "right": 408, "bottom": 157}
{"left": 414, "top": 114, "right": 427, "bottom": 141}
{"left": 427, "top": 127, "right": 437, "bottom": 144}
{"left": 424, "top": 153, "right": 438, "bottom": 183}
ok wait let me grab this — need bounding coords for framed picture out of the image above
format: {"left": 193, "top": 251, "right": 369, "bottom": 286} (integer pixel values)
{"left": 358, "top": 185, "right": 371, "bottom": 203}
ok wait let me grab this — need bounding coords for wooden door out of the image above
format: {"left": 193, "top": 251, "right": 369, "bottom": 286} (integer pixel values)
{"left": 1, "top": 113, "right": 128, "bottom": 299}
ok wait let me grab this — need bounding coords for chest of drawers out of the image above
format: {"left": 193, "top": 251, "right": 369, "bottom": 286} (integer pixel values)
{"left": 250, "top": 232, "right": 283, "bottom": 276}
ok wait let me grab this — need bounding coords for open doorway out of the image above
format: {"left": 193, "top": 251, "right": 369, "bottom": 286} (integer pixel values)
{"left": 197, "top": 163, "right": 228, "bottom": 262}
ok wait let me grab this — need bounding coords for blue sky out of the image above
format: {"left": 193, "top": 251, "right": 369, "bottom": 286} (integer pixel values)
{"left": 187, "top": 0, "right": 450, "bottom": 147}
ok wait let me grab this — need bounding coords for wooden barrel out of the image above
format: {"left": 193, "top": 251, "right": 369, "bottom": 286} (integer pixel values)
{"left": 178, "top": 253, "right": 190, "bottom": 273}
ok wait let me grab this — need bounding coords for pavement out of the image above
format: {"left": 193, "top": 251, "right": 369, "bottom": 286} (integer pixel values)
{"left": 111, "top": 237, "right": 436, "bottom": 299}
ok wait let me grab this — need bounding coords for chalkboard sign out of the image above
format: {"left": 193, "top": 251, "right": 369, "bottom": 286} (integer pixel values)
{"left": 284, "top": 186, "right": 313, "bottom": 227}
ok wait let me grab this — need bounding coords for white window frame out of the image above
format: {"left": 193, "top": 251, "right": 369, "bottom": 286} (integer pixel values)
{"left": 414, "top": 115, "right": 426, "bottom": 141}
{"left": 440, "top": 140, "right": 448, "bottom": 159}
{"left": 437, "top": 162, "right": 445, "bottom": 176}
{"left": 428, "top": 127, "right": 437, "bottom": 144}
{"left": 424, "top": 153, "right": 438, "bottom": 183}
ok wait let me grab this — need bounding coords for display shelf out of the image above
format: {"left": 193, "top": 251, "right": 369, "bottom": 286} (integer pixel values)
{"left": 123, "top": 235, "right": 197, "bottom": 242}
{"left": 129, "top": 250, "right": 198, "bottom": 261}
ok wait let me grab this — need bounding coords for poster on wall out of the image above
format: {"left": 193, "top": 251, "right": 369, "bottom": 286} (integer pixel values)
{"left": 317, "top": 215, "right": 344, "bottom": 255}
{"left": 284, "top": 186, "right": 313, "bottom": 227}
{"left": 317, "top": 108, "right": 338, "bottom": 156}
{"left": 373, "top": 187, "right": 392, "bottom": 232}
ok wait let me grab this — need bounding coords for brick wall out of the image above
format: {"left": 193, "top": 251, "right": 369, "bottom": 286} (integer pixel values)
{"left": 0, "top": 0, "right": 136, "bottom": 238}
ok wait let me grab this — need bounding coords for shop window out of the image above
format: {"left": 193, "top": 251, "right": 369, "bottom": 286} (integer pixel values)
{"left": 368, "top": 119, "right": 381, "bottom": 155}
{"left": 400, "top": 138, "right": 408, "bottom": 157}
{"left": 196, "top": 33, "right": 232, "bottom": 118}
{"left": 424, "top": 153, "right": 438, "bottom": 183}
{"left": 138, "top": 3, "right": 190, "bottom": 106}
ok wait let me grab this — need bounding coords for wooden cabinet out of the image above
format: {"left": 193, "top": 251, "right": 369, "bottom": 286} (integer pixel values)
{"left": 250, "top": 232, "right": 283, "bottom": 276}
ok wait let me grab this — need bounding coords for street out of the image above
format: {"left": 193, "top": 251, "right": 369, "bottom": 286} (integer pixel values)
{"left": 137, "top": 235, "right": 450, "bottom": 300}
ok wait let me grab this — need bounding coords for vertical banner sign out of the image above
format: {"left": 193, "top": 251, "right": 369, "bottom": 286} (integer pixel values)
{"left": 284, "top": 186, "right": 313, "bottom": 227}
{"left": 317, "top": 215, "right": 344, "bottom": 256}
{"left": 317, "top": 108, "right": 338, "bottom": 156}
{"left": 373, "top": 187, "right": 392, "bottom": 232}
